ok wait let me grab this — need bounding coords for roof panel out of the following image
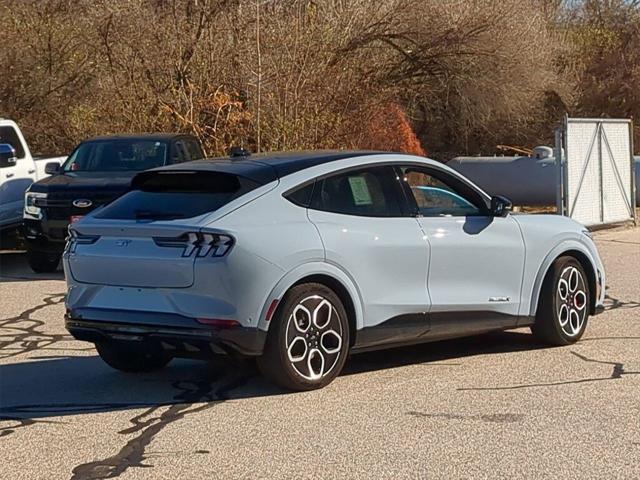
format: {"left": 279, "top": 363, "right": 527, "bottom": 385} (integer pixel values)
{"left": 145, "top": 150, "right": 384, "bottom": 184}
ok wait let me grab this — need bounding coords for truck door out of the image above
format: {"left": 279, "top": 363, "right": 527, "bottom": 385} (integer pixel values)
{"left": 0, "top": 125, "right": 34, "bottom": 227}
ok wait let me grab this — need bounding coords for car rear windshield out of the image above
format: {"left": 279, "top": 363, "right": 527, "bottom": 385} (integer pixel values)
{"left": 62, "top": 139, "right": 169, "bottom": 172}
{"left": 94, "top": 171, "right": 260, "bottom": 220}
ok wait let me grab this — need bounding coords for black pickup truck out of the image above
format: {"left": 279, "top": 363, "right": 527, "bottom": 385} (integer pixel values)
{"left": 23, "top": 133, "right": 204, "bottom": 272}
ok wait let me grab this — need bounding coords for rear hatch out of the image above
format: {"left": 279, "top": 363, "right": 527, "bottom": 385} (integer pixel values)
{"left": 67, "top": 170, "right": 262, "bottom": 288}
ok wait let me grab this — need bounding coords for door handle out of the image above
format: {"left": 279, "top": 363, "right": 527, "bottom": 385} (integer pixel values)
{"left": 28, "top": 169, "right": 36, "bottom": 174}
{"left": 5, "top": 173, "right": 14, "bottom": 178}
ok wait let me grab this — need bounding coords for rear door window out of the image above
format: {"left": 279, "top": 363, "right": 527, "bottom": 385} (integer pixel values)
{"left": 95, "top": 171, "right": 260, "bottom": 220}
{"left": 310, "top": 166, "right": 404, "bottom": 217}
{"left": 184, "top": 138, "right": 204, "bottom": 161}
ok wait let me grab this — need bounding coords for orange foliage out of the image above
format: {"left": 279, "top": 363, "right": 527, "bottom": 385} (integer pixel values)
{"left": 360, "top": 103, "right": 426, "bottom": 156}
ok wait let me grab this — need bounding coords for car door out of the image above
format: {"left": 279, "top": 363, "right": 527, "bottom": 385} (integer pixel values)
{"left": 396, "top": 164, "right": 526, "bottom": 336}
{"left": 306, "top": 165, "right": 431, "bottom": 348}
{"left": 0, "top": 125, "right": 34, "bottom": 226}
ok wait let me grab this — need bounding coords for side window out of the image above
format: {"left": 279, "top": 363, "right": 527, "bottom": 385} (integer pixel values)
{"left": 285, "top": 181, "right": 315, "bottom": 207}
{"left": 0, "top": 126, "right": 26, "bottom": 159}
{"left": 310, "top": 166, "right": 403, "bottom": 217}
{"left": 170, "top": 140, "right": 187, "bottom": 164}
{"left": 184, "top": 138, "right": 204, "bottom": 161}
{"left": 400, "top": 166, "right": 484, "bottom": 217}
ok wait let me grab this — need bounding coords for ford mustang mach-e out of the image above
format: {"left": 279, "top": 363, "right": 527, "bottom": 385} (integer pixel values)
{"left": 63, "top": 151, "right": 605, "bottom": 390}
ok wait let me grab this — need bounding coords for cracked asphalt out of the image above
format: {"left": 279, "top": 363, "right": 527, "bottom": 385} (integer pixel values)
{"left": 1, "top": 227, "right": 638, "bottom": 479}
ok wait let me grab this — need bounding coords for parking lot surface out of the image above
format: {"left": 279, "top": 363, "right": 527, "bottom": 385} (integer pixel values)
{"left": 1, "top": 227, "right": 639, "bottom": 479}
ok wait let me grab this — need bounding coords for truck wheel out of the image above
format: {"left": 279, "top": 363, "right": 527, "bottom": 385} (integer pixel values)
{"left": 26, "top": 250, "right": 60, "bottom": 273}
{"left": 96, "top": 341, "right": 171, "bottom": 373}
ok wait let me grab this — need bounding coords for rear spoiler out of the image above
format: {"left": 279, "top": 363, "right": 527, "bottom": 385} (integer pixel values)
{"left": 132, "top": 162, "right": 277, "bottom": 189}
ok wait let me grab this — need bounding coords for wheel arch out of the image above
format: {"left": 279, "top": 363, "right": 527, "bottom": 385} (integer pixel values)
{"left": 257, "top": 262, "right": 364, "bottom": 344}
{"left": 291, "top": 274, "right": 357, "bottom": 347}
{"left": 529, "top": 244, "right": 599, "bottom": 317}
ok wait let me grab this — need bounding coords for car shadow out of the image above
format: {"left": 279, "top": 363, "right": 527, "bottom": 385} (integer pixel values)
{"left": 0, "top": 330, "right": 545, "bottom": 425}
{"left": 0, "top": 251, "right": 64, "bottom": 282}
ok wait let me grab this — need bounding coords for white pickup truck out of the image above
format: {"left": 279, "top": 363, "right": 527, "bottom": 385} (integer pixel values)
{"left": 0, "top": 119, "right": 65, "bottom": 244}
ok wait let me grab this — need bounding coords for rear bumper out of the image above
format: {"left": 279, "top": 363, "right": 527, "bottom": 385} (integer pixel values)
{"left": 65, "top": 309, "right": 267, "bottom": 357}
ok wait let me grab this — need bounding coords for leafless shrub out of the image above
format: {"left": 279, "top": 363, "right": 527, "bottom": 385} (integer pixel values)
{"left": 1, "top": 0, "right": 638, "bottom": 158}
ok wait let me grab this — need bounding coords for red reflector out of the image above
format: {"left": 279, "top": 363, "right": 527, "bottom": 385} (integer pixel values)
{"left": 196, "top": 318, "right": 240, "bottom": 329}
{"left": 265, "top": 299, "right": 280, "bottom": 322}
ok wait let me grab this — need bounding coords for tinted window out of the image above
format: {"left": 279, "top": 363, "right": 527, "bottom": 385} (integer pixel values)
{"left": 285, "top": 182, "right": 315, "bottom": 207}
{"left": 63, "top": 140, "right": 168, "bottom": 172}
{"left": 95, "top": 171, "right": 260, "bottom": 220}
{"left": 0, "top": 126, "right": 25, "bottom": 159}
{"left": 400, "top": 166, "right": 483, "bottom": 216}
{"left": 184, "top": 138, "right": 204, "bottom": 161}
{"left": 170, "top": 140, "right": 188, "bottom": 164}
{"left": 310, "top": 166, "right": 403, "bottom": 217}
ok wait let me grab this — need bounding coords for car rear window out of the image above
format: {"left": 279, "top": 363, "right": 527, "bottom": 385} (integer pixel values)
{"left": 95, "top": 171, "right": 260, "bottom": 220}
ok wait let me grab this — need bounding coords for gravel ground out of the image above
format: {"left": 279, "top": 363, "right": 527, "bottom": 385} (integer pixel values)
{"left": 0, "top": 227, "right": 638, "bottom": 479}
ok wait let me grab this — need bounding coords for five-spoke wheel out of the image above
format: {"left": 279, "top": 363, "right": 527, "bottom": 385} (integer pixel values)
{"left": 286, "top": 296, "right": 343, "bottom": 381}
{"left": 532, "top": 256, "right": 590, "bottom": 345}
{"left": 556, "top": 265, "right": 588, "bottom": 337}
{"left": 258, "top": 283, "right": 350, "bottom": 390}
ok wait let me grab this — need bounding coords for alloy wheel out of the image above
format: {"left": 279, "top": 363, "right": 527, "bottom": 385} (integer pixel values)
{"left": 556, "top": 266, "right": 588, "bottom": 337}
{"left": 285, "top": 295, "right": 343, "bottom": 381}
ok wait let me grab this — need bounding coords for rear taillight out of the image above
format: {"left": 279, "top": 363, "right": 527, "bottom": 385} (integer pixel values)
{"left": 66, "top": 229, "right": 100, "bottom": 253}
{"left": 153, "top": 232, "right": 233, "bottom": 258}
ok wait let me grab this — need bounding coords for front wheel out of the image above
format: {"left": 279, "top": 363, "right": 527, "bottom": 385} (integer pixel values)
{"left": 257, "top": 283, "right": 350, "bottom": 391}
{"left": 531, "top": 256, "right": 590, "bottom": 345}
{"left": 96, "top": 341, "right": 171, "bottom": 373}
{"left": 26, "top": 249, "right": 60, "bottom": 273}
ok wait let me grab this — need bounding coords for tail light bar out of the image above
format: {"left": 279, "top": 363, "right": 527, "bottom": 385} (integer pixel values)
{"left": 66, "top": 229, "right": 100, "bottom": 253}
{"left": 153, "top": 232, "right": 234, "bottom": 258}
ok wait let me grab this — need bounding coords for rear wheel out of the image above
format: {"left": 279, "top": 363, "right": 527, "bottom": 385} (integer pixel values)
{"left": 27, "top": 249, "right": 60, "bottom": 273}
{"left": 531, "top": 256, "right": 590, "bottom": 345}
{"left": 258, "top": 283, "right": 350, "bottom": 391}
{"left": 96, "top": 340, "right": 171, "bottom": 373}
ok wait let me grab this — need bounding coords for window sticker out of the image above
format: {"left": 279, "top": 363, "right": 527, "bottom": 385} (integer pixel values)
{"left": 348, "top": 176, "right": 373, "bottom": 205}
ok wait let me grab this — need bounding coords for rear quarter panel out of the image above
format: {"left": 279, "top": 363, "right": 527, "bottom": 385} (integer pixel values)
{"left": 205, "top": 187, "right": 326, "bottom": 330}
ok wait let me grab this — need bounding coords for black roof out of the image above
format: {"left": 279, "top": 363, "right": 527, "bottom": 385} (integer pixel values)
{"left": 143, "top": 150, "right": 385, "bottom": 184}
{"left": 84, "top": 133, "right": 192, "bottom": 142}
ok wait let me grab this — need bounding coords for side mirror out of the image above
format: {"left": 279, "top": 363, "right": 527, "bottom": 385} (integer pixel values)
{"left": 490, "top": 195, "right": 513, "bottom": 217}
{"left": 0, "top": 143, "right": 17, "bottom": 168}
{"left": 45, "top": 162, "right": 60, "bottom": 175}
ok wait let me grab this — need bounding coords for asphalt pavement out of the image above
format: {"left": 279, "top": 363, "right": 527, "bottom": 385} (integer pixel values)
{"left": 1, "top": 227, "right": 638, "bottom": 479}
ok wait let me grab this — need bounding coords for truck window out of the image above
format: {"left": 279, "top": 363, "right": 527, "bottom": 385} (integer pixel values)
{"left": 169, "top": 141, "right": 188, "bottom": 164}
{"left": 0, "top": 126, "right": 25, "bottom": 159}
{"left": 185, "top": 138, "right": 204, "bottom": 160}
{"left": 63, "top": 140, "right": 169, "bottom": 172}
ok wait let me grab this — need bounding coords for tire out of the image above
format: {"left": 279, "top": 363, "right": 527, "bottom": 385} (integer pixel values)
{"left": 531, "top": 256, "right": 590, "bottom": 346}
{"left": 27, "top": 249, "right": 60, "bottom": 273}
{"left": 257, "top": 283, "right": 350, "bottom": 391}
{"left": 96, "top": 340, "right": 171, "bottom": 373}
